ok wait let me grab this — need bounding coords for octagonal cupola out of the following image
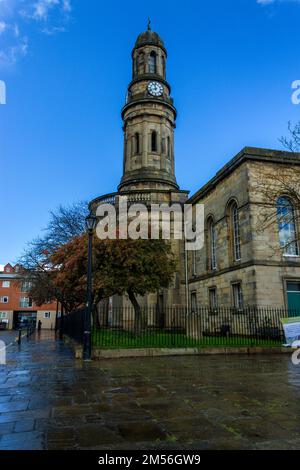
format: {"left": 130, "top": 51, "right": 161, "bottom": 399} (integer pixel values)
{"left": 119, "top": 23, "right": 178, "bottom": 192}
{"left": 132, "top": 22, "right": 167, "bottom": 81}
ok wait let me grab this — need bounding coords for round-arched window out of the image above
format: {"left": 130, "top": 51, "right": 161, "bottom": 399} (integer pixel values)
{"left": 277, "top": 196, "right": 299, "bottom": 256}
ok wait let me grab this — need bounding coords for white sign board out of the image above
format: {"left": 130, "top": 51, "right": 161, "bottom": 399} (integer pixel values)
{"left": 281, "top": 317, "right": 300, "bottom": 346}
{"left": 0, "top": 341, "right": 5, "bottom": 365}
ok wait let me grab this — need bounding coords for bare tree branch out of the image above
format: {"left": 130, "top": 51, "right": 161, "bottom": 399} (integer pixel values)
{"left": 18, "top": 201, "right": 89, "bottom": 311}
{"left": 279, "top": 121, "right": 300, "bottom": 153}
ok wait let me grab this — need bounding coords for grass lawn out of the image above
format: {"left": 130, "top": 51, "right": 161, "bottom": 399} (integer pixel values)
{"left": 92, "top": 329, "right": 282, "bottom": 349}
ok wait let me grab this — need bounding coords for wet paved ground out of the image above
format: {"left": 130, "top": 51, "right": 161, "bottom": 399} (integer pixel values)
{"left": 0, "top": 330, "right": 19, "bottom": 346}
{"left": 0, "top": 331, "right": 300, "bottom": 450}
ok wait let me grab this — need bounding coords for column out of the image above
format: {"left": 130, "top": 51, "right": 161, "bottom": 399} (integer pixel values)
{"left": 142, "top": 123, "right": 148, "bottom": 167}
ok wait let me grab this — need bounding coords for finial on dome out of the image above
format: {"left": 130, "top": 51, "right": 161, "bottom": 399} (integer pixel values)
{"left": 134, "top": 24, "right": 166, "bottom": 52}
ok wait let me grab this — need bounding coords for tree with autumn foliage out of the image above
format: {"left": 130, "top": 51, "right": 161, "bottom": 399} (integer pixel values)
{"left": 19, "top": 201, "right": 88, "bottom": 313}
{"left": 50, "top": 234, "right": 177, "bottom": 333}
{"left": 19, "top": 201, "right": 177, "bottom": 332}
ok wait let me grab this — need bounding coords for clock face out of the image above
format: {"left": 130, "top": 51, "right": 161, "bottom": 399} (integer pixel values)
{"left": 148, "top": 81, "right": 164, "bottom": 97}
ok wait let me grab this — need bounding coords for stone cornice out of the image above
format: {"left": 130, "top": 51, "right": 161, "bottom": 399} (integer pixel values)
{"left": 187, "top": 258, "right": 300, "bottom": 284}
{"left": 128, "top": 75, "right": 171, "bottom": 93}
{"left": 121, "top": 97, "right": 177, "bottom": 120}
{"left": 188, "top": 147, "right": 300, "bottom": 205}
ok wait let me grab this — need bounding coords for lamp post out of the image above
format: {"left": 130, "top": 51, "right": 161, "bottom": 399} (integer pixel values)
{"left": 83, "top": 212, "right": 97, "bottom": 361}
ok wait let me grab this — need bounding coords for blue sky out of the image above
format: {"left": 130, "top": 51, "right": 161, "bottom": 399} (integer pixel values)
{"left": 0, "top": 0, "right": 300, "bottom": 263}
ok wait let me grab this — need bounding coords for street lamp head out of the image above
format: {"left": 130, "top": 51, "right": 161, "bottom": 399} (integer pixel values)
{"left": 85, "top": 213, "right": 97, "bottom": 233}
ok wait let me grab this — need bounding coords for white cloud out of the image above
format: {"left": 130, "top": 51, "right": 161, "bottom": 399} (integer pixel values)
{"left": 257, "top": 0, "right": 275, "bottom": 4}
{"left": 20, "top": 0, "right": 72, "bottom": 24}
{"left": 33, "top": 0, "right": 60, "bottom": 21}
{"left": 22, "top": 0, "right": 71, "bottom": 22}
{"left": 13, "top": 23, "right": 19, "bottom": 37}
{"left": 0, "top": 36, "right": 28, "bottom": 68}
{"left": 62, "top": 0, "right": 71, "bottom": 13}
{"left": 41, "top": 24, "right": 66, "bottom": 34}
{"left": 0, "top": 0, "right": 72, "bottom": 67}
{"left": 0, "top": 20, "right": 7, "bottom": 34}
{"left": 257, "top": 0, "right": 300, "bottom": 4}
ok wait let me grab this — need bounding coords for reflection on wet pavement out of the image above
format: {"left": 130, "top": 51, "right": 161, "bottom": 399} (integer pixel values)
{"left": 0, "top": 331, "right": 300, "bottom": 450}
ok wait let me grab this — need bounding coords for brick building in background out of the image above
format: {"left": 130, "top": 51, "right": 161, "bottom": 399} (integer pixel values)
{"left": 0, "top": 263, "right": 58, "bottom": 330}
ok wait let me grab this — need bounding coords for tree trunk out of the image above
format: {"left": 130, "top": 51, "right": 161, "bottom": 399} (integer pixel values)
{"left": 128, "top": 289, "right": 142, "bottom": 335}
{"left": 93, "top": 290, "right": 104, "bottom": 328}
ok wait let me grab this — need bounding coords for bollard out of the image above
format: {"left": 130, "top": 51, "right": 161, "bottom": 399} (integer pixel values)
{"left": 27, "top": 326, "right": 30, "bottom": 339}
{"left": 18, "top": 328, "right": 22, "bottom": 345}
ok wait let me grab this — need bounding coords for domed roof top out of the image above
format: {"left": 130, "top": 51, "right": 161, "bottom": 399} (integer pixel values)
{"left": 134, "top": 25, "right": 165, "bottom": 51}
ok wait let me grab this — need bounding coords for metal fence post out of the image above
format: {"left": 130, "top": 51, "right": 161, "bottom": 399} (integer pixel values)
{"left": 18, "top": 328, "right": 22, "bottom": 345}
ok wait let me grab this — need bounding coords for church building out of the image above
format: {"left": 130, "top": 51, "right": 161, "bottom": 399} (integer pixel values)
{"left": 90, "top": 26, "right": 300, "bottom": 313}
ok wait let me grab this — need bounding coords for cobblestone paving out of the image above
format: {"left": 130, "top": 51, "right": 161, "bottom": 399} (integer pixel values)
{"left": 0, "top": 331, "right": 300, "bottom": 450}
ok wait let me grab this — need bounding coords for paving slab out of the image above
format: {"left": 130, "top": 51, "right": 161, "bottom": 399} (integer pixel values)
{"left": 0, "top": 330, "right": 300, "bottom": 449}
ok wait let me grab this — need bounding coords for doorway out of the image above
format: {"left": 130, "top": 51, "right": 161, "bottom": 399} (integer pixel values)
{"left": 286, "top": 281, "right": 300, "bottom": 314}
{"left": 13, "top": 311, "right": 37, "bottom": 329}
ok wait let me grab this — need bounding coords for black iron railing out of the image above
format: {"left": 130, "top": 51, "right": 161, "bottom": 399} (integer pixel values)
{"left": 59, "top": 308, "right": 85, "bottom": 344}
{"left": 91, "top": 306, "right": 299, "bottom": 349}
{"left": 60, "top": 306, "right": 300, "bottom": 349}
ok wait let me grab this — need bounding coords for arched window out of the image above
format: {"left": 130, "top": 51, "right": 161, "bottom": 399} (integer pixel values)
{"left": 230, "top": 202, "right": 241, "bottom": 261}
{"left": 192, "top": 251, "right": 197, "bottom": 276}
{"left": 277, "top": 196, "right": 299, "bottom": 256}
{"left": 162, "top": 55, "right": 166, "bottom": 77}
{"left": 138, "top": 52, "right": 144, "bottom": 75}
{"left": 134, "top": 53, "right": 139, "bottom": 76}
{"left": 134, "top": 133, "right": 140, "bottom": 154}
{"left": 149, "top": 51, "right": 157, "bottom": 74}
{"left": 207, "top": 217, "right": 217, "bottom": 270}
{"left": 167, "top": 136, "right": 171, "bottom": 158}
{"left": 191, "top": 291, "right": 197, "bottom": 312}
{"left": 151, "top": 131, "right": 157, "bottom": 152}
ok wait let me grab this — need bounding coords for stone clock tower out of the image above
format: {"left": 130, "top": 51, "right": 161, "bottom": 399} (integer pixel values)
{"left": 119, "top": 24, "right": 180, "bottom": 193}
{"left": 90, "top": 25, "right": 188, "bottom": 308}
